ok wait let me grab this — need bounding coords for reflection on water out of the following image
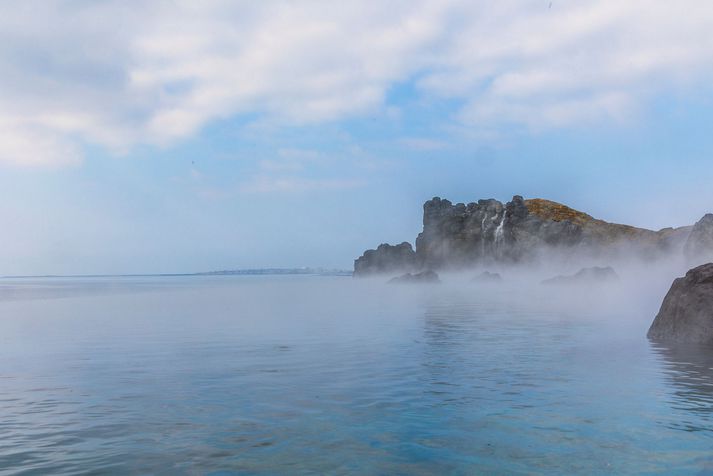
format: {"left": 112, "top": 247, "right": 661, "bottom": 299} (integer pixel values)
{"left": 1, "top": 276, "right": 713, "bottom": 474}
{"left": 651, "top": 342, "right": 713, "bottom": 432}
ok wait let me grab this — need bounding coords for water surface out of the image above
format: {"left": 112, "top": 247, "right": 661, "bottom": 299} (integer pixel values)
{"left": 1, "top": 275, "right": 712, "bottom": 474}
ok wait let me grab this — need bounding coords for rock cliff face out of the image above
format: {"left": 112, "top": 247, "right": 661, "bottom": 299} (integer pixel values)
{"left": 415, "top": 196, "right": 692, "bottom": 268}
{"left": 354, "top": 195, "right": 705, "bottom": 276}
{"left": 647, "top": 263, "right": 713, "bottom": 344}
{"left": 684, "top": 214, "right": 713, "bottom": 263}
{"left": 353, "top": 242, "right": 416, "bottom": 276}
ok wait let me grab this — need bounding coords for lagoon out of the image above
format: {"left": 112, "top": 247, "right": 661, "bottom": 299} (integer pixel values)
{"left": 1, "top": 275, "right": 712, "bottom": 474}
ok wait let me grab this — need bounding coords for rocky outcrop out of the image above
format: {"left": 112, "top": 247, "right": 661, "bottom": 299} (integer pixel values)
{"left": 353, "top": 242, "right": 416, "bottom": 276}
{"left": 647, "top": 263, "right": 713, "bottom": 344}
{"left": 355, "top": 195, "right": 699, "bottom": 274}
{"left": 684, "top": 214, "right": 713, "bottom": 263}
{"left": 415, "top": 197, "right": 509, "bottom": 269}
{"left": 413, "top": 195, "right": 693, "bottom": 268}
{"left": 388, "top": 270, "right": 440, "bottom": 284}
{"left": 541, "top": 266, "right": 619, "bottom": 286}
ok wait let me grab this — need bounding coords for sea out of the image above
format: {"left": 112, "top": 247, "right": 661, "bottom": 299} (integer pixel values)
{"left": 1, "top": 273, "right": 712, "bottom": 475}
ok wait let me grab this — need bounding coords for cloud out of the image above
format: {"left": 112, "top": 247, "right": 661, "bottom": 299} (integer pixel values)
{"left": 1, "top": 0, "right": 712, "bottom": 166}
{"left": 0, "top": 123, "right": 82, "bottom": 167}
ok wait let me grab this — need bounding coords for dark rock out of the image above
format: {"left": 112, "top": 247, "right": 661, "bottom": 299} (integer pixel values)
{"left": 415, "top": 197, "right": 507, "bottom": 269}
{"left": 684, "top": 214, "right": 713, "bottom": 263}
{"left": 472, "top": 271, "right": 502, "bottom": 283}
{"left": 413, "top": 196, "right": 690, "bottom": 269}
{"left": 355, "top": 195, "right": 700, "bottom": 274}
{"left": 647, "top": 263, "right": 713, "bottom": 344}
{"left": 541, "top": 266, "right": 619, "bottom": 285}
{"left": 388, "top": 270, "right": 440, "bottom": 284}
{"left": 353, "top": 242, "right": 416, "bottom": 276}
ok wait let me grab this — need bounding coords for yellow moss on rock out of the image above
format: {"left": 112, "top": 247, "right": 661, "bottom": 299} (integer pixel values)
{"left": 524, "top": 198, "right": 659, "bottom": 244}
{"left": 524, "top": 199, "right": 594, "bottom": 227}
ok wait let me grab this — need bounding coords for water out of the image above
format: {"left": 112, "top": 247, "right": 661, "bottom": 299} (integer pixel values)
{"left": 1, "top": 275, "right": 713, "bottom": 474}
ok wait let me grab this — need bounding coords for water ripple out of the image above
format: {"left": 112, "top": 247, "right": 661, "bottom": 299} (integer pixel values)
{"left": 0, "top": 277, "right": 712, "bottom": 474}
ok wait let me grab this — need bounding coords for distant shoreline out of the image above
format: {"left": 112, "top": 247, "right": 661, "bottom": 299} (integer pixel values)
{"left": 0, "top": 268, "right": 352, "bottom": 279}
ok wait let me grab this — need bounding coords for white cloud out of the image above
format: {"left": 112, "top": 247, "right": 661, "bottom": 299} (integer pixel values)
{"left": 1, "top": 0, "right": 712, "bottom": 166}
{"left": 0, "top": 123, "right": 81, "bottom": 167}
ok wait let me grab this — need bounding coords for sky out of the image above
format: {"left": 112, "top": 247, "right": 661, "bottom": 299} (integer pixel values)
{"left": 1, "top": 0, "right": 713, "bottom": 275}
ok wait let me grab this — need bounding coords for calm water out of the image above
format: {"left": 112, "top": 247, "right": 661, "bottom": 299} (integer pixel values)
{"left": 1, "top": 275, "right": 713, "bottom": 475}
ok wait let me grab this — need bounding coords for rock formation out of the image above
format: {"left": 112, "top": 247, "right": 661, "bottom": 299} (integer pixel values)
{"left": 354, "top": 195, "right": 703, "bottom": 276}
{"left": 354, "top": 242, "right": 416, "bottom": 276}
{"left": 388, "top": 270, "right": 440, "bottom": 284}
{"left": 647, "top": 263, "right": 713, "bottom": 344}
{"left": 684, "top": 214, "right": 713, "bottom": 263}
{"left": 541, "top": 266, "right": 619, "bottom": 286}
{"left": 415, "top": 196, "right": 691, "bottom": 269}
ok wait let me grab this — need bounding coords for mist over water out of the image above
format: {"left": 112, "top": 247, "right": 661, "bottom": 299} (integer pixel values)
{"left": 1, "top": 270, "right": 713, "bottom": 474}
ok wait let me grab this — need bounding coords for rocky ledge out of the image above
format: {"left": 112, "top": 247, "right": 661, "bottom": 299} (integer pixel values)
{"left": 354, "top": 195, "right": 710, "bottom": 276}
{"left": 647, "top": 263, "right": 713, "bottom": 344}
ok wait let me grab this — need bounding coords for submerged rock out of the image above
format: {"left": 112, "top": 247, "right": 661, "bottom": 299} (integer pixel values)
{"left": 647, "top": 263, "right": 713, "bottom": 344}
{"left": 541, "top": 266, "right": 619, "bottom": 285}
{"left": 388, "top": 270, "right": 440, "bottom": 284}
{"left": 354, "top": 242, "right": 416, "bottom": 276}
{"left": 684, "top": 214, "right": 713, "bottom": 263}
{"left": 472, "top": 271, "right": 502, "bottom": 283}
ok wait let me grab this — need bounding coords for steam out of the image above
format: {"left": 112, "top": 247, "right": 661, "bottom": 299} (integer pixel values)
{"left": 364, "top": 237, "right": 711, "bottom": 333}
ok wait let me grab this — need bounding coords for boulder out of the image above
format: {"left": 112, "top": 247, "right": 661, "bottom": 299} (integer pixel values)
{"left": 353, "top": 242, "right": 416, "bottom": 276}
{"left": 388, "top": 270, "right": 440, "bottom": 284}
{"left": 541, "top": 266, "right": 619, "bottom": 285}
{"left": 684, "top": 214, "right": 713, "bottom": 263}
{"left": 647, "top": 263, "right": 713, "bottom": 344}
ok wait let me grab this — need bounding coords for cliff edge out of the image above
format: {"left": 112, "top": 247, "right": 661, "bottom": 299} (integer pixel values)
{"left": 354, "top": 195, "right": 701, "bottom": 276}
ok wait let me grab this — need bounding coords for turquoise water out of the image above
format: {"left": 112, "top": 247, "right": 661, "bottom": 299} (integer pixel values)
{"left": 1, "top": 275, "right": 712, "bottom": 474}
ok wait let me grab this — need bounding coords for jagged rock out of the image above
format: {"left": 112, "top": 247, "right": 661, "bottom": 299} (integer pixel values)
{"left": 472, "top": 271, "right": 502, "bottom": 283}
{"left": 355, "top": 195, "right": 700, "bottom": 274}
{"left": 647, "top": 263, "right": 713, "bottom": 343}
{"left": 353, "top": 242, "right": 416, "bottom": 276}
{"left": 414, "top": 195, "right": 693, "bottom": 269}
{"left": 541, "top": 266, "right": 619, "bottom": 286}
{"left": 388, "top": 270, "right": 440, "bottom": 284}
{"left": 502, "top": 196, "right": 585, "bottom": 263}
{"left": 684, "top": 214, "right": 713, "bottom": 263}
{"left": 415, "top": 197, "right": 507, "bottom": 269}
